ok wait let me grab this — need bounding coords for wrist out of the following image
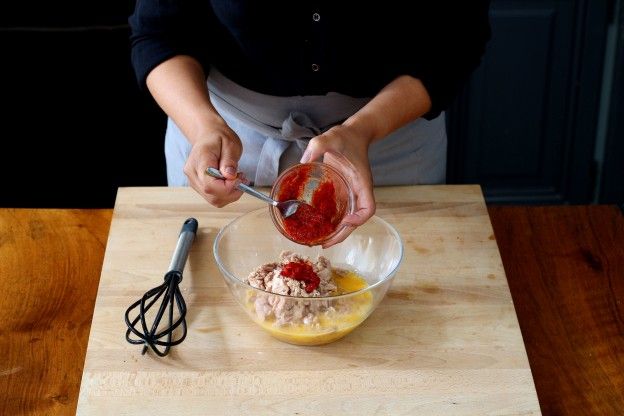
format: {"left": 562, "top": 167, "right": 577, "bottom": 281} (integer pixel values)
{"left": 187, "top": 112, "right": 230, "bottom": 145}
{"left": 342, "top": 111, "right": 380, "bottom": 146}
{"left": 341, "top": 75, "right": 432, "bottom": 146}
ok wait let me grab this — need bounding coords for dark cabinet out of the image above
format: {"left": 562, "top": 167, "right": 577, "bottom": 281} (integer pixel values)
{"left": 447, "top": 0, "right": 612, "bottom": 203}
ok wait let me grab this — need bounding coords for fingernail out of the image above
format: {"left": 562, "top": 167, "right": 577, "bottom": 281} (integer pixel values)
{"left": 300, "top": 151, "right": 310, "bottom": 164}
{"left": 224, "top": 166, "right": 236, "bottom": 176}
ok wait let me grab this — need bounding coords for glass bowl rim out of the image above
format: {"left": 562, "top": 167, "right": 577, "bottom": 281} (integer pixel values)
{"left": 212, "top": 207, "right": 404, "bottom": 301}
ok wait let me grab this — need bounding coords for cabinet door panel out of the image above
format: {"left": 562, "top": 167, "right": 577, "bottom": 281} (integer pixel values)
{"left": 448, "top": 0, "right": 608, "bottom": 203}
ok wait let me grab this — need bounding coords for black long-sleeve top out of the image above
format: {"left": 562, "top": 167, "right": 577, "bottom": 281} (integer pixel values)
{"left": 129, "top": 1, "right": 490, "bottom": 119}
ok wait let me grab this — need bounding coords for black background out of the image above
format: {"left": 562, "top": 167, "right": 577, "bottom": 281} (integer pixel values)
{"left": 1, "top": 2, "right": 166, "bottom": 207}
{"left": 1, "top": 1, "right": 622, "bottom": 207}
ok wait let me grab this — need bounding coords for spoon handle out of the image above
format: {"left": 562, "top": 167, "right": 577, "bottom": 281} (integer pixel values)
{"left": 205, "top": 167, "right": 277, "bottom": 206}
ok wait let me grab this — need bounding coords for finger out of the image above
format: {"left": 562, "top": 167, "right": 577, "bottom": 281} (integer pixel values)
{"left": 190, "top": 172, "right": 240, "bottom": 207}
{"left": 187, "top": 174, "right": 230, "bottom": 207}
{"left": 219, "top": 136, "right": 242, "bottom": 180}
{"left": 201, "top": 187, "right": 241, "bottom": 207}
{"left": 343, "top": 185, "right": 376, "bottom": 226}
{"left": 205, "top": 174, "right": 244, "bottom": 202}
{"left": 192, "top": 146, "right": 220, "bottom": 181}
{"left": 322, "top": 192, "right": 373, "bottom": 248}
{"left": 193, "top": 151, "right": 243, "bottom": 205}
{"left": 301, "top": 136, "right": 328, "bottom": 163}
{"left": 194, "top": 150, "right": 225, "bottom": 195}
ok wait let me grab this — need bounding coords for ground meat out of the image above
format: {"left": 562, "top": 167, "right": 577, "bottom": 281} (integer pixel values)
{"left": 245, "top": 251, "right": 337, "bottom": 325}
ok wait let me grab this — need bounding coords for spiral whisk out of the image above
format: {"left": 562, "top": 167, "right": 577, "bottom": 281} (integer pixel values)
{"left": 124, "top": 218, "right": 198, "bottom": 356}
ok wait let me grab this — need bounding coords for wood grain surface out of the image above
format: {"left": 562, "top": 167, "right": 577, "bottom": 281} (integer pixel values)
{"left": 4, "top": 197, "right": 621, "bottom": 415}
{"left": 489, "top": 206, "right": 624, "bottom": 415}
{"left": 76, "top": 186, "right": 540, "bottom": 415}
{"left": 0, "top": 209, "right": 112, "bottom": 415}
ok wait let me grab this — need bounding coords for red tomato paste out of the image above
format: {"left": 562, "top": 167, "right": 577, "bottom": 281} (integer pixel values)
{"left": 277, "top": 165, "right": 339, "bottom": 245}
{"left": 281, "top": 260, "right": 320, "bottom": 293}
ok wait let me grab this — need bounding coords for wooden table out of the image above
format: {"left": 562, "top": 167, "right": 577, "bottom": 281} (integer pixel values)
{"left": 0, "top": 209, "right": 112, "bottom": 415}
{"left": 489, "top": 205, "right": 624, "bottom": 415}
{"left": 1, "top": 190, "right": 622, "bottom": 414}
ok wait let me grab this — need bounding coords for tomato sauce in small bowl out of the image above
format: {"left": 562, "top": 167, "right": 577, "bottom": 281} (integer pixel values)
{"left": 269, "top": 162, "right": 354, "bottom": 246}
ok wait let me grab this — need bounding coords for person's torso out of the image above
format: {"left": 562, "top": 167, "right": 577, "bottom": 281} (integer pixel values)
{"left": 203, "top": 1, "right": 446, "bottom": 97}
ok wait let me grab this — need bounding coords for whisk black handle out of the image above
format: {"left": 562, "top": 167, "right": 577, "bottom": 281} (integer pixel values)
{"left": 169, "top": 218, "right": 198, "bottom": 274}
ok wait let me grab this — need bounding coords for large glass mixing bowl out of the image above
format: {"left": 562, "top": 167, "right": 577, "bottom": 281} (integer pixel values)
{"left": 213, "top": 208, "right": 403, "bottom": 345}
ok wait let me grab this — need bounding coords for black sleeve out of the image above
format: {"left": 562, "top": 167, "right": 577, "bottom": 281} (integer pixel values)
{"left": 128, "top": 0, "right": 213, "bottom": 90}
{"left": 406, "top": 2, "right": 491, "bottom": 120}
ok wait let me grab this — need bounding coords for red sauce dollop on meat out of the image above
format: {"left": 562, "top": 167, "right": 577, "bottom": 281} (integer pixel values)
{"left": 281, "top": 261, "right": 320, "bottom": 293}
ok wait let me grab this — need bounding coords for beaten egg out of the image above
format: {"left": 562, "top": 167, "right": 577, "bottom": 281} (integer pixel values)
{"left": 249, "top": 270, "right": 373, "bottom": 345}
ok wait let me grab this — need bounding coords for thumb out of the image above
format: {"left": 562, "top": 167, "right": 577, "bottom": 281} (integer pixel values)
{"left": 219, "top": 136, "right": 242, "bottom": 180}
{"left": 300, "top": 136, "right": 327, "bottom": 163}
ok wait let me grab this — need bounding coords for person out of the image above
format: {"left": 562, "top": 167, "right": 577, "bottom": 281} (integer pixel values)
{"left": 129, "top": 2, "right": 491, "bottom": 246}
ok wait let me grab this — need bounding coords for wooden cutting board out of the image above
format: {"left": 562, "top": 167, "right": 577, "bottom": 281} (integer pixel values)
{"left": 77, "top": 186, "right": 541, "bottom": 415}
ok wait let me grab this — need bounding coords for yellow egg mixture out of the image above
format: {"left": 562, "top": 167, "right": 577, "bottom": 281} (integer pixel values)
{"left": 248, "top": 269, "right": 373, "bottom": 345}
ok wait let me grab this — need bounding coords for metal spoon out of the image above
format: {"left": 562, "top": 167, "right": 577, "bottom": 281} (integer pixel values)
{"left": 205, "top": 167, "right": 304, "bottom": 218}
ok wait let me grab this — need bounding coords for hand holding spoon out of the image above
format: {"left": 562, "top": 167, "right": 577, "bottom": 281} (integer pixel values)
{"left": 205, "top": 167, "right": 304, "bottom": 218}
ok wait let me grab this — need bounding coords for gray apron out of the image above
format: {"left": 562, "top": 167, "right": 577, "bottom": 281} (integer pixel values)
{"left": 165, "top": 68, "right": 447, "bottom": 186}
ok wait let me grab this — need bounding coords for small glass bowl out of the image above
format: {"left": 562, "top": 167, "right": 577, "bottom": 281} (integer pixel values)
{"left": 269, "top": 162, "right": 354, "bottom": 246}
